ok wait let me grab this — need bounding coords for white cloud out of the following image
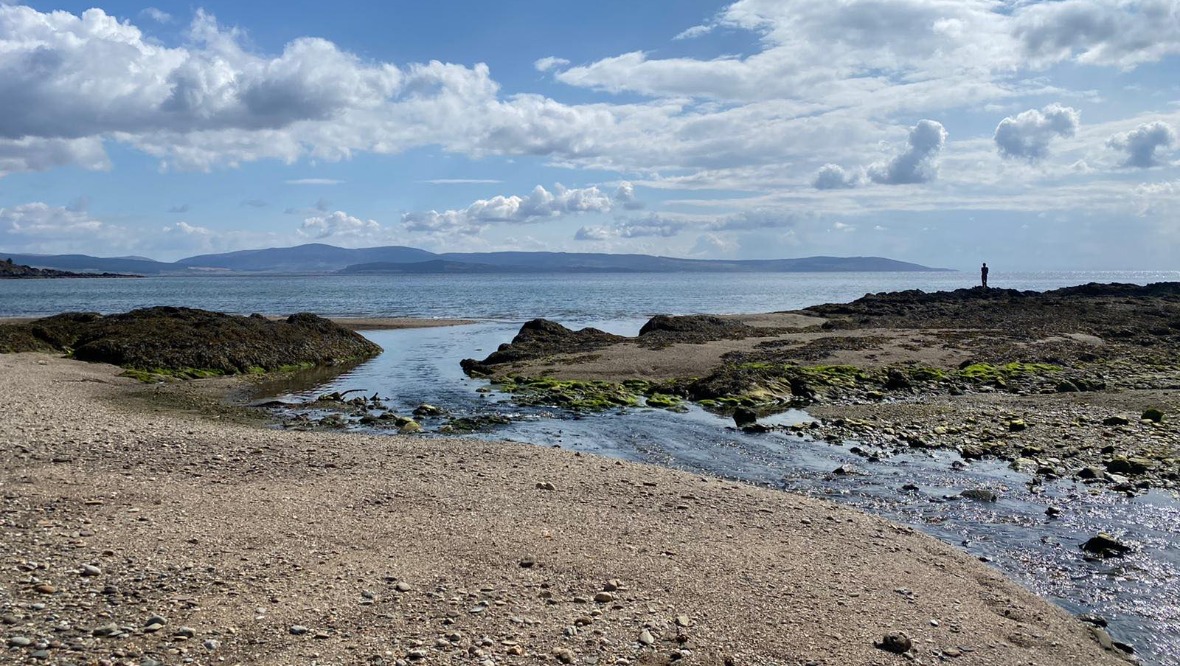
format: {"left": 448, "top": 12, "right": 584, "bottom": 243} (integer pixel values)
{"left": 868, "top": 120, "right": 948, "bottom": 185}
{"left": 422, "top": 178, "right": 503, "bottom": 184}
{"left": 300, "top": 211, "right": 384, "bottom": 240}
{"left": 575, "top": 210, "right": 800, "bottom": 241}
{"left": 534, "top": 56, "right": 570, "bottom": 72}
{"left": 994, "top": 104, "right": 1080, "bottom": 162}
{"left": 1014, "top": 0, "right": 1180, "bottom": 69}
{"left": 1107, "top": 121, "right": 1176, "bottom": 168}
{"left": 403, "top": 183, "right": 632, "bottom": 235}
{"left": 813, "top": 163, "right": 863, "bottom": 189}
{"left": 140, "top": 7, "right": 172, "bottom": 24}
{"left": 674, "top": 24, "right": 714, "bottom": 40}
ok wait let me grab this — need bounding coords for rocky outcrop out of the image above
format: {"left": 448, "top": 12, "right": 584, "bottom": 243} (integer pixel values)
{"left": 0, "top": 307, "right": 381, "bottom": 376}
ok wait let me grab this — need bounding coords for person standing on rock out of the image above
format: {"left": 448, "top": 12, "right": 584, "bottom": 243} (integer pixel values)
{"left": 980, "top": 262, "right": 989, "bottom": 288}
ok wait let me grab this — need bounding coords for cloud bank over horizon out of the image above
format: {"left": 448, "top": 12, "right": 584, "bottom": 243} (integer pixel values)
{"left": 0, "top": 1, "right": 1178, "bottom": 269}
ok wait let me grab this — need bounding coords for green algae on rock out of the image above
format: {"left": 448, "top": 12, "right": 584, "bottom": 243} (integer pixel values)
{"left": 0, "top": 307, "right": 381, "bottom": 377}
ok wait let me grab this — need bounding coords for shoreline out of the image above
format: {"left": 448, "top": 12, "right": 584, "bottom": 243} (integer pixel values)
{"left": 0, "top": 352, "right": 1128, "bottom": 665}
{"left": 0, "top": 315, "right": 477, "bottom": 331}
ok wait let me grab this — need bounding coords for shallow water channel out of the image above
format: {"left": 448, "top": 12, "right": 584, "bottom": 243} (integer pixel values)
{"left": 268, "top": 324, "right": 1180, "bottom": 665}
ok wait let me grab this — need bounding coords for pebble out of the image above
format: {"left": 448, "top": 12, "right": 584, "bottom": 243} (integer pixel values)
{"left": 92, "top": 623, "right": 120, "bottom": 637}
{"left": 145, "top": 614, "right": 167, "bottom": 627}
{"left": 175, "top": 626, "right": 196, "bottom": 639}
{"left": 638, "top": 629, "right": 655, "bottom": 646}
{"left": 289, "top": 625, "right": 310, "bottom": 635}
{"left": 536, "top": 481, "right": 556, "bottom": 491}
{"left": 395, "top": 582, "right": 413, "bottom": 592}
{"left": 593, "top": 592, "right": 615, "bottom": 603}
{"left": 32, "top": 583, "right": 56, "bottom": 595}
{"left": 7, "top": 636, "right": 33, "bottom": 647}
{"left": 675, "top": 615, "right": 691, "bottom": 627}
{"left": 553, "top": 647, "right": 576, "bottom": 663}
{"left": 80, "top": 564, "right": 102, "bottom": 577}
{"left": 519, "top": 556, "right": 536, "bottom": 568}
{"left": 878, "top": 631, "right": 912, "bottom": 654}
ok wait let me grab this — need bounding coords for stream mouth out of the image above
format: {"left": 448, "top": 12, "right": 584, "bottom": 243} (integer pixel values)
{"left": 265, "top": 323, "right": 1180, "bottom": 665}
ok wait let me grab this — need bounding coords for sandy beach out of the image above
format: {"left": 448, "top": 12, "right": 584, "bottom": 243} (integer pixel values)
{"left": 0, "top": 352, "right": 1128, "bottom": 665}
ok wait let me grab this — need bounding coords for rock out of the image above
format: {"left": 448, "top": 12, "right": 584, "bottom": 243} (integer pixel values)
{"left": 733, "top": 407, "right": 758, "bottom": 428}
{"left": 398, "top": 420, "right": 422, "bottom": 434}
{"left": 1045, "top": 506, "right": 1062, "bottom": 518}
{"left": 1081, "top": 533, "right": 1132, "bottom": 558}
{"left": 395, "top": 581, "right": 412, "bottom": 592}
{"left": 638, "top": 629, "right": 656, "bottom": 646}
{"left": 603, "top": 579, "right": 623, "bottom": 592}
{"left": 203, "top": 639, "right": 220, "bottom": 650}
{"left": 1142, "top": 407, "right": 1165, "bottom": 423}
{"left": 1078, "top": 466, "right": 1105, "bottom": 480}
{"left": 553, "top": 647, "right": 576, "bottom": 663}
{"left": 1103, "top": 415, "right": 1130, "bottom": 427}
{"left": 675, "top": 615, "right": 691, "bottom": 627}
{"left": 536, "top": 481, "right": 556, "bottom": 491}
{"left": 407, "top": 648, "right": 430, "bottom": 660}
{"left": 877, "top": 631, "right": 912, "bottom": 654}
{"left": 960, "top": 489, "right": 998, "bottom": 502}
{"left": 1008, "top": 419, "right": 1027, "bottom": 432}
{"left": 32, "top": 583, "right": 56, "bottom": 595}
{"left": 413, "top": 403, "right": 444, "bottom": 417}
{"left": 175, "top": 626, "right": 196, "bottom": 639}
{"left": 1055, "top": 380, "right": 1079, "bottom": 393}
{"left": 7, "top": 636, "right": 32, "bottom": 647}
{"left": 80, "top": 564, "right": 102, "bottom": 576}
{"left": 519, "top": 556, "right": 537, "bottom": 568}
{"left": 145, "top": 614, "right": 167, "bottom": 627}
{"left": 1106, "top": 457, "right": 1153, "bottom": 475}
{"left": 593, "top": 592, "right": 615, "bottom": 603}
{"left": 289, "top": 625, "right": 310, "bottom": 636}
{"left": 92, "top": 623, "right": 120, "bottom": 637}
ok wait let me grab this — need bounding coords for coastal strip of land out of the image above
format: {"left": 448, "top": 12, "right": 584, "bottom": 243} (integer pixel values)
{"left": 0, "top": 316, "right": 476, "bottom": 331}
{"left": 0, "top": 352, "right": 1127, "bottom": 665}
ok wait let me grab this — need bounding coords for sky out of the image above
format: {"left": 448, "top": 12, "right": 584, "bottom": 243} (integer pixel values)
{"left": 1, "top": 1, "right": 1179, "bottom": 270}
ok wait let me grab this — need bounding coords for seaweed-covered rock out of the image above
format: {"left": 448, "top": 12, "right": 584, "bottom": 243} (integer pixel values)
{"left": 637, "top": 314, "right": 756, "bottom": 348}
{"left": 0, "top": 307, "right": 381, "bottom": 376}
{"left": 462, "top": 318, "right": 623, "bottom": 371}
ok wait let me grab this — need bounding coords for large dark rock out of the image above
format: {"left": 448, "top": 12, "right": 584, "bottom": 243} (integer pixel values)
{"left": 464, "top": 318, "right": 624, "bottom": 370}
{"left": 0, "top": 307, "right": 381, "bottom": 375}
{"left": 637, "top": 314, "right": 755, "bottom": 347}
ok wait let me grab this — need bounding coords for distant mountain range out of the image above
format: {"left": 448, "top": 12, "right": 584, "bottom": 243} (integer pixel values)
{"left": 1, "top": 243, "right": 948, "bottom": 275}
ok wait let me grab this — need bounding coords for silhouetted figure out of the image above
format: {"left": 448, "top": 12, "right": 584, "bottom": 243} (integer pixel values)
{"left": 981, "top": 262, "right": 989, "bottom": 288}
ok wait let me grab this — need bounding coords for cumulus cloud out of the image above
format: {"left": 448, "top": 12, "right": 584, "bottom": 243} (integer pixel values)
{"left": 994, "top": 104, "right": 1080, "bottom": 161}
{"left": 0, "top": 202, "right": 113, "bottom": 249}
{"left": 813, "top": 163, "right": 863, "bottom": 189}
{"left": 868, "top": 120, "right": 948, "bottom": 185}
{"left": 1014, "top": 0, "right": 1180, "bottom": 69}
{"left": 300, "top": 211, "right": 384, "bottom": 240}
{"left": 1107, "top": 121, "right": 1176, "bottom": 168}
{"left": 403, "top": 183, "right": 636, "bottom": 235}
{"left": 673, "top": 24, "right": 714, "bottom": 40}
{"left": 534, "top": 56, "right": 570, "bottom": 72}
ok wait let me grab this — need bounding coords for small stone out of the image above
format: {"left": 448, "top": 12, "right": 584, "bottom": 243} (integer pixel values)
{"left": 675, "top": 615, "right": 691, "bottom": 627}
{"left": 877, "top": 631, "right": 912, "bottom": 654}
{"left": 593, "top": 592, "right": 615, "bottom": 603}
{"left": 395, "top": 582, "right": 413, "bottom": 592}
{"left": 30, "top": 649, "right": 50, "bottom": 660}
{"left": 92, "top": 623, "right": 120, "bottom": 637}
{"left": 174, "top": 626, "right": 196, "bottom": 639}
{"left": 960, "top": 488, "right": 998, "bottom": 502}
{"left": 1045, "top": 506, "right": 1062, "bottom": 518}
{"left": 144, "top": 623, "right": 164, "bottom": 633}
{"left": 506, "top": 645, "right": 525, "bottom": 656}
{"left": 1141, "top": 407, "right": 1165, "bottom": 423}
{"left": 7, "top": 636, "right": 33, "bottom": 647}
{"left": 942, "top": 647, "right": 962, "bottom": 658}
{"left": 638, "top": 629, "right": 655, "bottom": 646}
{"left": 145, "top": 614, "right": 167, "bottom": 627}
{"left": 32, "top": 583, "right": 56, "bottom": 595}
{"left": 289, "top": 625, "right": 310, "bottom": 636}
{"left": 603, "top": 579, "right": 623, "bottom": 592}
{"left": 553, "top": 647, "right": 576, "bottom": 663}
{"left": 519, "top": 556, "right": 536, "bottom": 568}
{"left": 80, "top": 564, "right": 102, "bottom": 577}
{"left": 407, "top": 648, "right": 429, "bottom": 660}
{"left": 536, "top": 481, "right": 556, "bottom": 491}
{"left": 203, "top": 639, "right": 220, "bottom": 650}
{"left": 1103, "top": 415, "right": 1130, "bottom": 427}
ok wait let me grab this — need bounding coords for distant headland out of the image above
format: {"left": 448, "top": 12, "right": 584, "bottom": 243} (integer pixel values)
{"left": 0, "top": 243, "right": 948, "bottom": 276}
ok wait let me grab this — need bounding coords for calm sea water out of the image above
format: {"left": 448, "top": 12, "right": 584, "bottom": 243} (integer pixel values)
{"left": 4, "top": 270, "right": 1179, "bottom": 663}
{"left": 3, "top": 270, "right": 1178, "bottom": 320}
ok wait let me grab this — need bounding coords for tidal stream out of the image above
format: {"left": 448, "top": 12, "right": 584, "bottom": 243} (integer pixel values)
{"left": 268, "top": 323, "right": 1180, "bottom": 665}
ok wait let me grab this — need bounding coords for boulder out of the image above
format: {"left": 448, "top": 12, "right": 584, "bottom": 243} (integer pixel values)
{"left": 1081, "top": 533, "right": 1132, "bottom": 558}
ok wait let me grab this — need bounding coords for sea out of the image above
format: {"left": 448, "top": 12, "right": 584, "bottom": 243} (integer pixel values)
{"left": 3, "top": 269, "right": 1179, "bottom": 664}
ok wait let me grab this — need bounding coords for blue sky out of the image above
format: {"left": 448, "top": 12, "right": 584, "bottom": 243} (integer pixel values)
{"left": 1, "top": 1, "right": 1179, "bottom": 269}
